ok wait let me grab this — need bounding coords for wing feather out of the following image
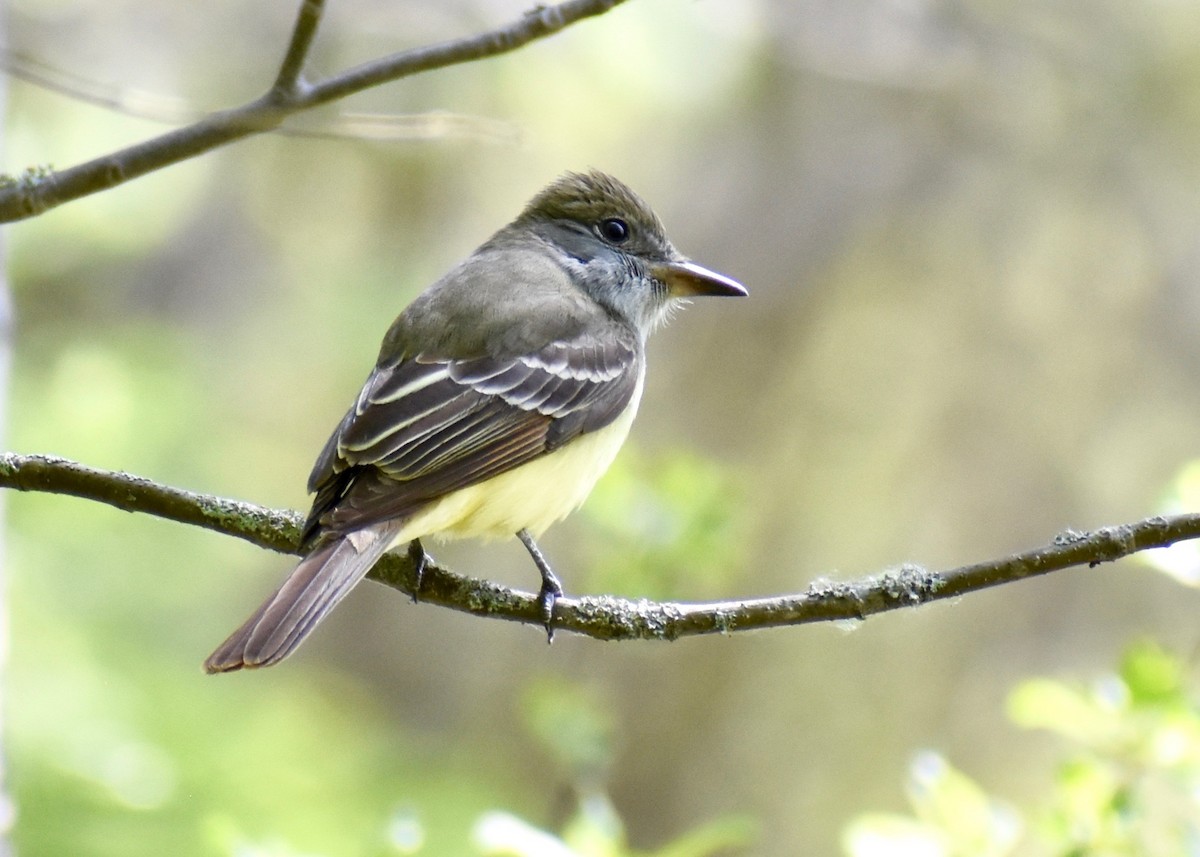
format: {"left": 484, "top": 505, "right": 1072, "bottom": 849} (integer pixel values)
{"left": 302, "top": 329, "right": 642, "bottom": 542}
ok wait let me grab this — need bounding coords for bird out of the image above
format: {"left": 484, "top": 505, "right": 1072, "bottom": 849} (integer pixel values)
{"left": 204, "top": 169, "right": 746, "bottom": 673}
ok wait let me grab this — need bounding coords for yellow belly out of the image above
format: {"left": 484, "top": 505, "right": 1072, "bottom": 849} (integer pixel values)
{"left": 390, "top": 376, "right": 642, "bottom": 545}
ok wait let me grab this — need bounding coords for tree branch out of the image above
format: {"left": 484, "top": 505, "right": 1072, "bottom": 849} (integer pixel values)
{"left": 1, "top": 452, "right": 1193, "bottom": 641}
{"left": 0, "top": 49, "right": 521, "bottom": 144}
{"left": 0, "top": 0, "right": 627, "bottom": 222}
{"left": 0, "top": 453, "right": 301, "bottom": 553}
{"left": 273, "top": 0, "right": 325, "bottom": 96}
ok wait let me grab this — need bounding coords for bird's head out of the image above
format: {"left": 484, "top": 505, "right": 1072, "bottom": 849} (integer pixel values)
{"left": 514, "top": 170, "right": 746, "bottom": 335}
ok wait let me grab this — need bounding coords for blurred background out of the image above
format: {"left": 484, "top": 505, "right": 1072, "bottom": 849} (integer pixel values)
{"left": 7, "top": 0, "right": 1200, "bottom": 854}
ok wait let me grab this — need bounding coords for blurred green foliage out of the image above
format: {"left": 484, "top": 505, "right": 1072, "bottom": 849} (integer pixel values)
{"left": 581, "top": 448, "right": 750, "bottom": 601}
{"left": 482, "top": 677, "right": 756, "bottom": 856}
{"left": 474, "top": 800, "right": 755, "bottom": 857}
{"left": 844, "top": 641, "right": 1200, "bottom": 857}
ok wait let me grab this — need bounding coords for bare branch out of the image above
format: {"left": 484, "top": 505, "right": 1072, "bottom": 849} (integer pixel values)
{"left": 273, "top": 0, "right": 326, "bottom": 96}
{"left": 289, "top": 112, "right": 521, "bottom": 145}
{"left": 0, "top": 453, "right": 301, "bottom": 553}
{"left": 1, "top": 49, "right": 202, "bottom": 124}
{"left": 2, "top": 452, "right": 1194, "bottom": 641}
{"left": 0, "top": 49, "right": 520, "bottom": 144}
{"left": 0, "top": 0, "right": 627, "bottom": 222}
{"left": 303, "top": 1, "right": 625, "bottom": 106}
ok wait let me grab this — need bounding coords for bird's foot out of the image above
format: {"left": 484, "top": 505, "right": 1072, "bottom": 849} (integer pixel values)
{"left": 407, "top": 538, "right": 432, "bottom": 603}
{"left": 536, "top": 572, "right": 564, "bottom": 644}
{"left": 517, "top": 528, "right": 563, "bottom": 643}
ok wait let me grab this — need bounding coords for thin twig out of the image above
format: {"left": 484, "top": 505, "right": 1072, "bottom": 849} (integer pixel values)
{"left": 0, "top": 49, "right": 520, "bottom": 143}
{"left": 2, "top": 49, "right": 201, "bottom": 124}
{"left": 303, "top": 1, "right": 625, "bottom": 105}
{"left": 273, "top": 0, "right": 326, "bottom": 96}
{"left": 0, "top": 0, "right": 627, "bottom": 222}
{"left": 1, "top": 452, "right": 1194, "bottom": 641}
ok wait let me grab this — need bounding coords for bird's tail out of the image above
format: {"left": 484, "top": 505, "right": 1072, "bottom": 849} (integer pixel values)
{"left": 203, "top": 520, "right": 403, "bottom": 673}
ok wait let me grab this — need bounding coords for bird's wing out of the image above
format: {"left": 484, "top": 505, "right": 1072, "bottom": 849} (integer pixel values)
{"left": 301, "top": 329, "right": 642, "bottom": 542}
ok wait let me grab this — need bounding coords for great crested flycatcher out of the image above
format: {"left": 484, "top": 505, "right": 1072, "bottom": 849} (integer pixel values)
{"left": 204, "top": 170, "right": 746, "bottom": 673}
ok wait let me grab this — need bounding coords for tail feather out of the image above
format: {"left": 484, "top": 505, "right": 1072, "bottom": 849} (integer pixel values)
{"left": 204, "top": 521, "right": 402, "bottom": 673}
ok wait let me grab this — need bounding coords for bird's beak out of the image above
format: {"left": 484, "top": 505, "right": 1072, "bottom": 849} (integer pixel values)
{"left": 651, "top": 260, "right": 748, "bottom": 298}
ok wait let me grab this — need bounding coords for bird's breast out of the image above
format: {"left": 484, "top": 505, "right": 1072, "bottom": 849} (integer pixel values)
{"left": 391, "top": 372, "right": 644, "bottom": 545}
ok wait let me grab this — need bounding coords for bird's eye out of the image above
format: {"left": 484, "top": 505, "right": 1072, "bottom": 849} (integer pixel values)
{"left": 597, "top": 218, "right": 630, "bottom": 244}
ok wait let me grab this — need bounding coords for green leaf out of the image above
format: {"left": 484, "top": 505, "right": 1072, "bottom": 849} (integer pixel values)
{"left": 906, "top": 752, "right": 1020, "bottom": 857}
{"left": 1120, "top": 640, "right": 1183, "bottom": 706}
{"left": 842, "top": 813, "right": 948, "bottom": 857}
{"left": 1007, "top": 678, "right": 1120, "bottom": 746}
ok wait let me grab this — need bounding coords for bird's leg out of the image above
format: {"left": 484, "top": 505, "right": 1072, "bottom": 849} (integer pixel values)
{"left": 407, "top": 538, "right": 432, "bottom": 603}
{"left": 516, "top": 528, "right": 563, "bottom": 643}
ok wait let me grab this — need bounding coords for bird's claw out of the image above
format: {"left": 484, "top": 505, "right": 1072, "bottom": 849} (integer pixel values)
{"left": 536, "top": 574, "right": 563, "bottom": 643}
{"left": 407, "top": 538, "right": 431, "bottom": 603}
{"left": 516, "top": 528, "right": 564, "bottom": 644}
